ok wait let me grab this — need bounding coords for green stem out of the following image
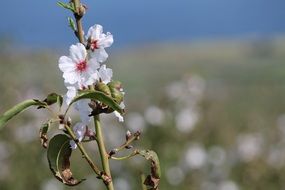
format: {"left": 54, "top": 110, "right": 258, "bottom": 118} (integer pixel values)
{"left": 94, "top": 115, "right": 115, "bottom": 190}
{"left": 64, "top": 124, "right": 109, "bottom": 182}
{"left": 110, "top": 150, "right": 139, "bottom": 161}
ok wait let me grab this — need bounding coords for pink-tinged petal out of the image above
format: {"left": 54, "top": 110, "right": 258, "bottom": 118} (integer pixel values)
{"left": 98, "top": 65, "right": 113, "bottom": 84}
{"left": 98, "top": 32, "right": 113, "bottom": 48}
{"left": 87, "top": 25, "right": 103, "bottom": 40}
{"left": 91, "top": 48, "right": 108, "bottom": 63}
{"left": 58, "top": 56, "right": 75, "bottom": 73}
{"left": 69, "top": 43, "right": 87, "bottom": 63}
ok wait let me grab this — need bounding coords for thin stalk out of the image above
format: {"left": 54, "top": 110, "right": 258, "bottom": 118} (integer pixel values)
{"left": 94, "top": 115, "right": 114, "bottom": 190}
{"left": 64, "top": 124, "right": 110, "bottom": 182}
{"left": 110, "top": 150, "right": 139, "bottom": 161}
{"left": 72, "top": 0, "right": 85, "bottom": 43}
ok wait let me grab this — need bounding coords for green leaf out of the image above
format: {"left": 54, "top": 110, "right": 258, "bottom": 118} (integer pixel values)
{"left": 138, "top": 150, "right": 161, "bottom": 190}
{"left": 57, "top": 1, "right": 76, "bottom": 12}
{"left": 68, "top": 17, "right": 76, "bottom": 32}
{"left": 0, "top": 99, "right": 46, "bottom": 130}
{"left": 47, "top": 134, "right": 84, "bottom": 186}
{"left": 67, "top": 90, "right": 124, "bottom": 114}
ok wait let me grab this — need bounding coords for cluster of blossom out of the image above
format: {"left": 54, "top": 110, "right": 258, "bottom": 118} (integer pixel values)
{"left": 58, "top": 24, "right": 124, "bottom": 149}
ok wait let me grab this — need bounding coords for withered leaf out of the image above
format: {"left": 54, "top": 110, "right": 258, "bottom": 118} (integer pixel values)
{"left": 138, "top": 150, "right": 161, "bottom": 190}
{"left": 47, "top": 134, "right": 85, "bottom": 186}
{"left": 39, "top": 121, "right": 50, "bottom": 148}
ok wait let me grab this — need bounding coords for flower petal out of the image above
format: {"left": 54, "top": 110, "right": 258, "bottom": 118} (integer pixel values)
{"left": 58, "top": 56, "right": 75, "bottom": 73}
{"left": 65, "top": 86, "right": 77, "bottom": 105}
{"left": 98, "top": 65, "right": 113, "bottom": 84}
{"left": 87, "top": 24, "right": 103, "bottom": 40}
{"left": 75, "top": 100, "right": 92, "bottom": 125}
{"left": 69, "top": 43, "right": 87, "bottom": 63}
{"left": 98, "top": 32, "right": 113, "bottom": 48}
{"left": 63, "top": 71, "right": 80, "bottom": 85}
{"left": 114, "top": 111, "right": 124, "bottom": 122}
{"left": 91, "top": 48, "right": 108, "bottom": 63}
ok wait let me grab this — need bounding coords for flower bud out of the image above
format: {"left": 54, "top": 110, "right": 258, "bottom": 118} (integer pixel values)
{"left": 95, "top": 82, "right": 112, "bottom": 96}
{"left": 108, "top": 80, "right": 122, "bottom": 91}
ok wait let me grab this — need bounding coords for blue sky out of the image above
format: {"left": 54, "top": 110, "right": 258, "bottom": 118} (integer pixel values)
{"left": 1, "top": 0, "right": 285, "bottom": 48}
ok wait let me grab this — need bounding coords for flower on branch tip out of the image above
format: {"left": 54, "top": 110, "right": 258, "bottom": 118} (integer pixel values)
{"left": 70, "top": 122, "right": 87, "bottom": 149}
{"left": 59, "top": 43, "right": 100, "bottom": 87}
{"left": 86, "top": 24, "right": 113, "bottom": 63}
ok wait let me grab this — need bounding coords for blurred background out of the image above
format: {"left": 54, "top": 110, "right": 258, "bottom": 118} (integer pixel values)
{"left": 1, "top": 0, "right": 285, "bottom": 189}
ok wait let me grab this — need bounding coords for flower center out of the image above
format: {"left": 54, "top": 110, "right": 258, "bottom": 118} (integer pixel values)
{"left": 90, "top": 40, "right": 99, "bottom": 51}
{"left": 76, "top": 60, "right": 87, "bottom": 72}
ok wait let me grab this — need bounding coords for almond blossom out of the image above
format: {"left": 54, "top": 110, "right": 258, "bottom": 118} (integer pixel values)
{"left": 59, "top": 43, "right": 100, "bottom": 87}
{"left": 86, "top": 24, "right": 114, "bottom": 63}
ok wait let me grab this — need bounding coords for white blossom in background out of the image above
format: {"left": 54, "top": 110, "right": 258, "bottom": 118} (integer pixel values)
{"left": 207, "top": 146, "right": 226, "bottom": 167}
{"left": 86, "top": 24, "right": 114, "bottom": 63}
{"left": 70, "top": 122, "right": 87, "bottom": 149}
{"left": 185, "top": 144, "right": 207, "bottom": 170}
{"left": 218, "top": 181, "right": 239, "bottom": 190}
{"left": 276, "top": 114, "right": 285, "bottom": 136}
{"left": 236, "top": 133, "right": 264, "bottom": 162}
{"left": 113, "top": 178, "right": 131, "bottom": 190}
{"left": 42, "top": 179, "right": 64, "bottom": 190}
{"left": 266, "top": 147, "right": 285, "bottom": 168}
{"left": 59, "top": 43, "right": 100, "bottom": 87}
{"left": 175, "top": 108, "right": 199, "bottom": 133}
{"left": 166, "top": 166, "right": 185, "bottom": 186}
{"left": 201, "top": 181, "right": 218, "bottom": 190}
{"left": 144, "top": 106, "right": 165, "bottom": 126}
{"left": 126, "top": 112, "right": 146, "bottom": 132}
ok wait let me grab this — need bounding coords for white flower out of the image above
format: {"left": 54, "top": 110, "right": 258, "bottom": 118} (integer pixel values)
{"left": 98, "top": 64, "right": 113, "bottom": 84}
{"left": 59, "top": 43, "right": 100, "bottom": 87}
{"left": 70, "top": 122, "right": 87, "bottom": 149}
{"left": 114, "top": 102, "right": 125, "bottom": 122}
{"left": 86, "top": 24, "right": 114, "bottom": 63}
{"left": 75, "top": 99, "right": 92, "bottom": 125}
{"left": 65, "top": 85, "right": 77, "bottom": 105}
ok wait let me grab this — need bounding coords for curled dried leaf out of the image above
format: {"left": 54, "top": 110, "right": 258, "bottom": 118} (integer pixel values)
{"left": 47, "top": 134, "right": 85, "bottom": 186}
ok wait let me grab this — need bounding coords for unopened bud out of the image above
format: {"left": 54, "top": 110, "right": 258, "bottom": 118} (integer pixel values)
{"left": 108, "top": 81, "right": 122, "bottom": 90}
{"left": 126, "top": 130, "right": 132, "bottom": 140}
{"left": 78, "top": 5, "right": 86, "bottom": 16}
{"left": 95, "top": 82, "right": 111, "bottom": 96}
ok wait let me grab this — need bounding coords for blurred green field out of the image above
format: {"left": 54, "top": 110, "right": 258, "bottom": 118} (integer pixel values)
{"left": 1, "top": 38, "right": 285, "bottom": 190}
